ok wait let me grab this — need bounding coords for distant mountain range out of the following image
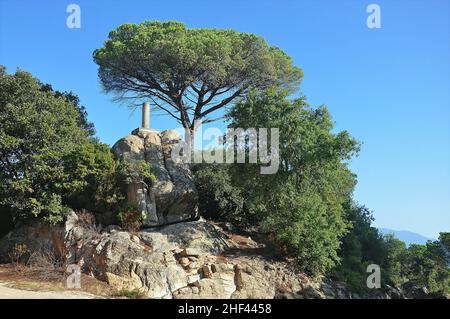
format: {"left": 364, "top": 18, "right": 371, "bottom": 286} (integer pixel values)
{"left": 378, "top": 228, "right": 435, "bottom": 246}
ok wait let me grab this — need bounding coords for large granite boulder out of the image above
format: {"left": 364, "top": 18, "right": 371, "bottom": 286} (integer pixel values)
{"left": 112, "top": 128, "right": 198, "bottom": 227}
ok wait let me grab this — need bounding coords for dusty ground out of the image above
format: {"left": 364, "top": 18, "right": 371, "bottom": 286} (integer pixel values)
{"left": 0, "top": 282, "right": 98, "bottom": 299}
{"left": 0, "top": 264, "right": 115, "bottom": 299}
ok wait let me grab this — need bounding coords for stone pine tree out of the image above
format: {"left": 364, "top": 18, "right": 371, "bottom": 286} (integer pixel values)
{"left": 93, "top": 21, "right": 303, "bottom": 134}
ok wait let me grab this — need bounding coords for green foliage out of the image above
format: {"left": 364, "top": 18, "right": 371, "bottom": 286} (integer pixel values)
{"left": 228, "top": 89, "right": 359, "bottom": 274}
{"left": 118, "top": 203, "right": 144, "bottom": 232}
{"left": 193, "top": 163, "right": 249, "bottom": 224}
{"left": 0, "top": 67, "right": 91, "bottom": 223}
{"left": 333, "top": 202, "right": 450, "bottom": 294}
{"left": 262, "top": 185, "right": 349, "bottom": 274}
{"left": 381, "top": 234, "right": 407, "bottom": 287}
{"left": 93, "top": 21, "right": 303, "bottom": 130}
{"left": 63, "top": 142, "right": 117, "bottom": 213}
{"left": 40, "top": 83, "right": 96, "bottom": 137}
{"left": 398, "top": 240, "right": 450, "bottom": 294}
{"left": 0, "top": 67, "right": 155, "bottom": 225}
{"left": 195, "top": 88, "right": 359, "bottom": 274}
{"left": 116, "top": 158, "right": 155, "bottom": 186}
{"left": 332, "top": 202, "right": 393, "bottom": 291}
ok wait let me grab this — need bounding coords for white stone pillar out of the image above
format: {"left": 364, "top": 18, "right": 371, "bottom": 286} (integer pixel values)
{"left": 142, "top": 102, "right": 150, "bottom": 129}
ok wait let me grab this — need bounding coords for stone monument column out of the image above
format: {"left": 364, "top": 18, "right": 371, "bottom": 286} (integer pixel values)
{"left": 142, "top": 102, "right": 150, "bottom": 129}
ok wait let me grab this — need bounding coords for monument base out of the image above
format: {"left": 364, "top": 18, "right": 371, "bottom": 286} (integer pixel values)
{"left": 132, "top": 127, "right": 160, "bottom": 135}
{"left": 112, "top": 128, "right": 197, "bottom": 227}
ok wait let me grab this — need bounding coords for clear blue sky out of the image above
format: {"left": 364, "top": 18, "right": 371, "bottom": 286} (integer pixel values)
{"left": 0, "top": 0, "right": 449, "bottom": 238}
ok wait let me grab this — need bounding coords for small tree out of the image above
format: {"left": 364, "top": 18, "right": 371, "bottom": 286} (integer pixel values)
{"left": 93, "top": 21, "right": 303, "bottom": 133}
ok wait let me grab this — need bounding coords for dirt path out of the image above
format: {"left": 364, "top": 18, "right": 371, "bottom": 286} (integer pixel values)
{"left": 0, "top": 281, "right": 98, "bottom": 299}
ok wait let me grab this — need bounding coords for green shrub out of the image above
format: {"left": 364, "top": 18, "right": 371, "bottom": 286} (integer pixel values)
{"left": 397, "top": 238, "right": 450, "bottom": 295}
{"left": 0, "top": 67, "right": 93, "bottom": 223}
{"left": 193, "top": 164, "right": 249, "bottom": 224}
{"left": 0, "top": 67, "right": 156, "bottom": 226}
{"left": 331, "top": 202, "right": 390, "bottom": 291}
{"left": 333, "top": 203, "right": 450, "bottom": 294}
{"left": 261, "top": 186, "right": 349, "bottom": 275}
{"left": 116, "top": 158, "right": 155, "bottom": 186}
{"left": 193, "top": 88, "right": 359, "bottom": 275}
{"left": 63, "top": 142, "right": 118, "bottom": 213}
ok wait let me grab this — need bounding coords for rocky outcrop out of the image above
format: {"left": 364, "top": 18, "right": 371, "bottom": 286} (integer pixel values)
{"left": 0, "top": 212, "right": 312, "bottom": 299}
{"left": 1, "top": 212, "right": 447, "bottom": 299}
{"left": 0, "top": 212, "right": 241, "bottom": 298}
{"left": 112, "top": 128, "right": 198, "bottom": 227}
{"left": 139, "top": 220, "right": 234, "bottom": 255}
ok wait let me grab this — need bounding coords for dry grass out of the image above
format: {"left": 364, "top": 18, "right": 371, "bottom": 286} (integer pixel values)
{"left": 0, "top": 263, "right": 116, "bottom": 297}
{"left": 113, "top": 288, "right": 147, "bottom": 299}
{"left": 76, "top": 210, "right": 97, "bottom": 229}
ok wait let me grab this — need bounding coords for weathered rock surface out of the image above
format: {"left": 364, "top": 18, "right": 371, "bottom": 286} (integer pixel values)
{"left": 112, "top": 128, "right": 198, "bottom": 227}
{"left": 140, "top": 220, "right": 234, "bottom": 255}
{"left": 0, "top": 213, "right": 239, "bottom": 298}
{"left": 1, "top": 213, "right": 446, "bottom": 299}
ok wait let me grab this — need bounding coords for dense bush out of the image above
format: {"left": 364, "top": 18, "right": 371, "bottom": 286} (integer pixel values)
{"left": 0, "top": 67, "right": 94, "bottom": 223}
{"left": 331, "top": 202, "right": 392, "bottom": 291}
{"left": 63, "top": 142, "right": 117, "bottom": 213}
{"left": 193, "top": 88, "right": 450, "bottom": 285}
{"left": 193, "top": 164, "right": 249, "bottom": 224}
{"left": 396, "top": 235, "right": 450, "bottom": 294}
{"left": 39, "top": 83, "right": 96, "bottom": 137}
{"left": 115, "top": 158, "right": 155, "bottom": 186}
{"left": 333, "top": 202, "right": 450, "bottom": 294}
{"left": 194, "top": 88, "right": 359, "bottom": 274}
{"left": 0, "top": 67, "right": 154, "bottom": 225}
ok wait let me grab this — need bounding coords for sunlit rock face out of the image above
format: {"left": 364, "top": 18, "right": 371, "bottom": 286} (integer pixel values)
{"left": 112, "top": 128, "right": 198, "bottom": 227}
